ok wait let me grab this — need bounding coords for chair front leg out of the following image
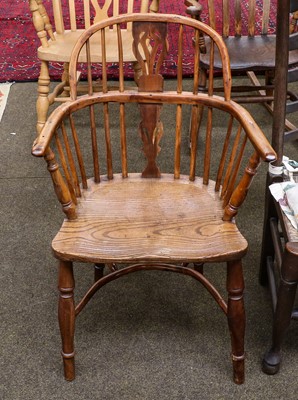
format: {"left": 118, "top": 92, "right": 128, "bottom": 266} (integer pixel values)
{"left": 227, "top": 259, "right": 245, "bottom": 384}
{"left": 58, "top": 260, "right": 75, "bottom": 381}
{"left": 188, "top": 68, "right": 206, "bottom": 150}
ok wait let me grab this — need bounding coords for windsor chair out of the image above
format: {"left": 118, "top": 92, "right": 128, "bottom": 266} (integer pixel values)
{"left": 32, "top": 13, "right": 276, "bottom": 383}
{"left": 29, "top": 0, "right": 160, "bottom": 134}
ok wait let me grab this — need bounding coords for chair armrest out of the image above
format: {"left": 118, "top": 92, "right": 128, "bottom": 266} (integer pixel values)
{"left": 184, "top": 1, "right": 206, "bottom": 52}
{"left": 32, "top": 103, "right": 77, "bottom": 220}
{"left": 185, "top": 0, "right": 203, "bottom": 9}
{"left": 222, "top": 101, "right": 276, "bottom": 221}
{"left": 184, "top": 0, "right": 203, "bottom": 19}
{"left": 32, "top": 101, "right": 72, "bottom": 157}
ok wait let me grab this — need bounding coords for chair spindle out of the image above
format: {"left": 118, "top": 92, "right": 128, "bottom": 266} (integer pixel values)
{"left": 119, "top": 103, "right": 128, "bottom": 178}
{"left": 90, "top": 105, "right": 100, "bottom": 182}
{"left": 221, "top": 124, "right": 242, "bottom": 201}
{"left": 68, "top": 0, "right": 77, "bottom": 31}
{"left": 104, "top": 103, "right": 113, "bottom": 180}
{"left": 215, "top": 115, "right": 234, "bottom": 192}
{"left": 55, "top": 128, "right": 77, "bottom": 204}
{"left": 69, "top": 115, "right": 88, "bottom": 190}
{"left": 203, "top": 107, "right": 213, "bottom": 185}
{"left": 235, "top": 0, "right": 241, "bottom": 36}
{"left": 248, "top": 0, "right": 256, "bottom": 36}
{"left": 61, "top": 121, "right": 81, "bottom": 197}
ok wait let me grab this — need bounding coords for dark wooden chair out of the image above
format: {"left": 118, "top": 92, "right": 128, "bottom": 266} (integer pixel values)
{"left": 32, "top": 13, "right": 275, "bottom": 383}
{"left": 184, "top": 0, "right": 298, "bottom": 138}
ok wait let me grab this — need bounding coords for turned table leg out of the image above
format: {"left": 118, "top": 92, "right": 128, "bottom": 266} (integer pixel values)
{"left": 262, "top": 243, "right": 298, "bottom": 374}
{"left": 36, "top": 60, "right": 50, "bottom": 135}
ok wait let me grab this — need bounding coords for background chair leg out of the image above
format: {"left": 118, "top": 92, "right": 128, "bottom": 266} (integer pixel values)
{"left": 36, "top": 60, "right": 51, "bottom": 135}
{"left": 94, "top": 263, "right": 105, "bottom": 282}
{"left": 227, "top": 259, "right": 245, "bottom": 384}
{"left": 61, "top": 63, "right": 70, "bottom": 96}
{"left": 58, "top": 260, "right": 75, "bottom": 381}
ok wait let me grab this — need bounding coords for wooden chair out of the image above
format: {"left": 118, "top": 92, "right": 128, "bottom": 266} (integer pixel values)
{"left": 29, "top": 0, "right": 160, "bottom": 134}
{"left": 32, "top": 13, "right": 276, "bottom": 383}
{"left": 184, "top": 0, "right": 298, "bottom": 135}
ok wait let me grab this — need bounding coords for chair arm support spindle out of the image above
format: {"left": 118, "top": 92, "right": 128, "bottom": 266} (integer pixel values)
{"left": 45, "top": 148, "right": 77, "bottom": 220}
{"left": 223, "top": 151, "right": 261, "bottom": 221}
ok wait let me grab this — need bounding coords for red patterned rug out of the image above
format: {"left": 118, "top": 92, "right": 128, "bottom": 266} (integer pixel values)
{"left": 0, "top": 0, "right": 277, "bottom": 82}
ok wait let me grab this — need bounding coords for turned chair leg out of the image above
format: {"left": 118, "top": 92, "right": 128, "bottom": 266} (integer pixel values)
{"left": 259, "top": 174, "right": 278, "bottom": 286}
{"left": 58, "top": 260, "right": 75, "bottom": 381}
{"left": 36, "top": 60, "right": 50, "bottom": 135}
{"left": 262, "top": 278, "right": 297, "bottom": 374}
{"left": 262, "top": 244, "right": 298, "bottom": 374}
{"left": 226, "top": 259, "right": 245, "bottom": 384}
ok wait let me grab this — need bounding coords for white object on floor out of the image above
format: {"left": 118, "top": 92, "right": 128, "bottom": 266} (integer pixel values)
{"left": 0, "top": 82, "right": 14, "bottom": 123}
{"left": 269, "top": 182, "right": 298, "bottom": 230}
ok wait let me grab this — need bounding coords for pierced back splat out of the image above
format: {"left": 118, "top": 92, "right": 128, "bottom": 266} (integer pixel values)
{"left": 132, "top": 21, "right": 168, "bottom": 178}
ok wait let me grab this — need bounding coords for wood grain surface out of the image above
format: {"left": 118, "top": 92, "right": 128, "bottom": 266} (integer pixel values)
{"left": 52, "top": 174, "right": 248, "bottom": 263}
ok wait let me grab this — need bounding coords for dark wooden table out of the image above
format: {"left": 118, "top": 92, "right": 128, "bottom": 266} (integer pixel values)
{"left": 261, "top": 0, "right": 298, "bottom": 375}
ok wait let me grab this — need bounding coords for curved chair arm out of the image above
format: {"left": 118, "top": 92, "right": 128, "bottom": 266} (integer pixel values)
{"left": 231, "top": 101, "right": 276, "bottom": 163}
{"left": 32, "top": 92, "right": 276, "bottom": 163}
{"left": 32, "top": 101, "right": 72, "bottom": 157}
